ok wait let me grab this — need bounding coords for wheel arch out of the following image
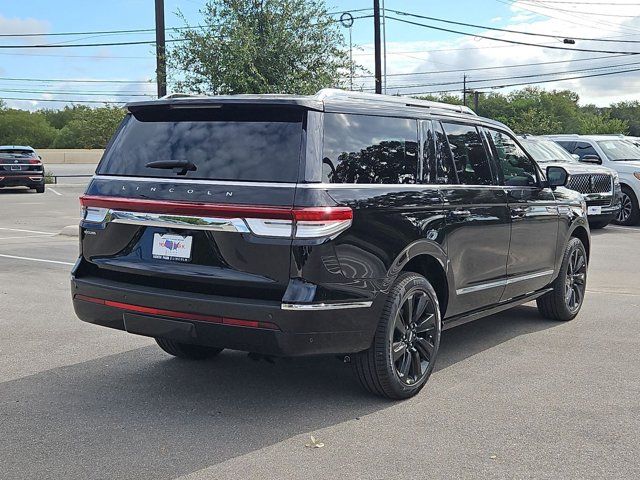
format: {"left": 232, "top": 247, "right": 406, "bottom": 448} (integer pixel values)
{"left": 570, "top": 225, "right": 590, "bottom": 260}
{"left": 385, "top": 239, "right": 449, "bottom": 317}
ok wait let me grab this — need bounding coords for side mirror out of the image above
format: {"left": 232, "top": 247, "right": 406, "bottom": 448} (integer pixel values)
{"left": 581, "top": 154, "right": 602, "bottom": 164}
{"left": 546, "top": 165, "right": 568, "bottom": 188}
{"left": 38, "top": 155, "right": 42, "bottom": 160}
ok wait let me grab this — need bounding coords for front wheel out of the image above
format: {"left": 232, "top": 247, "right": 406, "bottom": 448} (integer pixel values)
{"left": 354, "top": 272, "right": 441, "bottom": 399}
{"left": 614, "top": 186, "right": 640, "bottom": 226}
{"left": 588, "top": 219, "right": 610, "bottom": 229}
{"left": 155, "top": 338, "right": 223, "bottom": 360}
{"left": 536, "top": 237, "right": 587, "bottom": 321}
{"left": 34, "top": 185, "right": 45, "bottom": 193}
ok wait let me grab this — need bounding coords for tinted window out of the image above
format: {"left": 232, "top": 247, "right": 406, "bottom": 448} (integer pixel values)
{"left": 573, "top": 141, "right": 598, "bottom": 159}
{"left": 433, "top": 122, "right": 456, "bottom": 184}
{"left": 441, "top": 122, "right": 493, "bottom": 185}
{"left": 97, "top": 107, "right": 304, "bottom": 182}
{"left": 554, "top": 141, "right": 574, "bottom": 153}
{"left": 323, "top": 114, "right": 418, "bottom": 184}
{"left": 487, "top": 129, "right": 538, "bottom": 187}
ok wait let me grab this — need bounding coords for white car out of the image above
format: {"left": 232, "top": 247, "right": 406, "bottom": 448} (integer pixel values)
{"left": 546, "top": 135, "right": 640, "bottom": 226}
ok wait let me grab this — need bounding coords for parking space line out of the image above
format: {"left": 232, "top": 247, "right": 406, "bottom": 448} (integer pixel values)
{"left": 48, "top": 188, "right": 62, "bottom": 196}
{"left": 0, "top": 234, "right": 56, "bottom": 240}
{"left": 0, "top": 253, "right": 74, "bottom": 266}
{"left": 0, "top": 227, "right": 57, "bottom": 235}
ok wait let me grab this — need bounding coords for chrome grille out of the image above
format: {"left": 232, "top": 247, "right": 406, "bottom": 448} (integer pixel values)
{"left": 566, "top": 174, "right": 611, "bottom": 194}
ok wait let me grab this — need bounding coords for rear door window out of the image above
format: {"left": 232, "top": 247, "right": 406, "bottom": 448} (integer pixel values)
{"left": 486, "top": 129, "right": 538, "bottom": 187}
{"left": 441, "top": 122, "right": 493, "bottom": 185}
{"left": 322, "top": 113, "right": 418, "bottom": 184}
{"left": 97, "top": 106, "right": 304, "bottom": 182}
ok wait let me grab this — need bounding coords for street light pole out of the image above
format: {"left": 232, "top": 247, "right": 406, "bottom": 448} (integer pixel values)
{"left": 155, "top": 0, "right": 167, "bottom": 98}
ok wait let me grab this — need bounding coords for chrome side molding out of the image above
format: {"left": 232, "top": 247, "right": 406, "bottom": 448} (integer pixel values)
{"left": 281, "top": 301, "right": 373, "bottom": 311}
{"left": 456, "top": 269, "right": 554, "bottom": 295}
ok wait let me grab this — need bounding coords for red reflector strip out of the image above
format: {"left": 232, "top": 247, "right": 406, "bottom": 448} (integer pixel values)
{"left": 79, "top": 195, "right": 352, "bottom": 221}
{"left": 74, "top": 294, "right": 279, "bottom": 330}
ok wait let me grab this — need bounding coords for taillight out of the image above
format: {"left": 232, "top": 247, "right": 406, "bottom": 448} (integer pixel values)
{"left": 28, "top": 159, "right": 41, "bottom": 165}
{"left": 79, "top": 196, "right": 353, "bottom": 239}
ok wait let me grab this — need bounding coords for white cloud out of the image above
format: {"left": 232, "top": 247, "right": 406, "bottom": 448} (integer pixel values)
{"left": 350, "top": 1, "right": 640, "bottom": 106}
{"left": 0, "top": 14, "right": 50, "bottom": 44}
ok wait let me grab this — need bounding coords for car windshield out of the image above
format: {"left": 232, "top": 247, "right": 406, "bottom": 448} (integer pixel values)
{"left": 597, "top": 140, "right": 640, "bottom": 161}
{"left": 520, "top": 139, "right": 576, "bottom": 163}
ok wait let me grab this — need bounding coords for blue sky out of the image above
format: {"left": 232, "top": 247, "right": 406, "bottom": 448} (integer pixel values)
{"left": 2, "top": 1, "right": 640, "bottom": 109}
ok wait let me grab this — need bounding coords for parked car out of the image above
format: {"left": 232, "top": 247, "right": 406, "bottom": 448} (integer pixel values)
{"left": 0, "top": 145, "right": 45, "bottom": 193}
{"left": 518, "top": 135, "right": 620, "bottom": 229}
{"left": 547, "top": 134, "right": 640, "bottom": 225}
{"left": 72, "top": 90, "right": 590, "bottom": 399}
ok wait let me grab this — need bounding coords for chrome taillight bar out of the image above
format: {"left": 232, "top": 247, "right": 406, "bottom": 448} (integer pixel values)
{"left": 80, "top": 196, "right": 352, "bottom": 239}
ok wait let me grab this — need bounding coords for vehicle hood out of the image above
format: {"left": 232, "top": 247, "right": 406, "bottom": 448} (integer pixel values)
{"left": 611, "top": 160, "right": 640, "bottom": 172}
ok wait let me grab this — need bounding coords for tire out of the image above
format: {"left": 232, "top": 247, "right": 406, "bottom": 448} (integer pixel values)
{"left": 536, "top": 237, "right": 587, "bottom": 321}
{"left": 614, "top": 186, "right": 640, "bottom": 226}
{"left": 34, "top": 185, "right": 45, "bottom": 193}
{"left": 588, "top": 219, "right": 610, "bottom": 229}
{"left": 155, "top": 338, "right": 223, "bottom": 360}
{"left": 354, "top": 272, "right": 442, "bottom": 400}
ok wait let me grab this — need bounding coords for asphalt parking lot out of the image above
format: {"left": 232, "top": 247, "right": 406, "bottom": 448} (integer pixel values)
{"left": 1, "top": 184, "right": 639, "bottom": 480}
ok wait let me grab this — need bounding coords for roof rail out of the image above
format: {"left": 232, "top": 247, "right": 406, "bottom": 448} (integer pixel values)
{"left": 315, "top": 88, "right": 477, "bottom": 115}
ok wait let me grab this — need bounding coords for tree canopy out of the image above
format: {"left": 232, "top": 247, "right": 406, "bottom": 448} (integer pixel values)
{"left": 168, "top": 0, "right": 353, "bottom": 95}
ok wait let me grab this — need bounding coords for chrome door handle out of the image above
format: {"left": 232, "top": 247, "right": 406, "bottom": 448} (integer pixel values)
{"left": 450, "top": 209, "right": 471, "bottom": 219}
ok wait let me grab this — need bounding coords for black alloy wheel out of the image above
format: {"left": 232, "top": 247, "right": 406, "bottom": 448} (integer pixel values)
{"left": 617, "top": 191, "right": 633, "bottom": 224}
{"left": 537, "top": 237, "right": 588, "bottom": 321}
{"left": 391, "top": 289, "right": 438, "bottom": 386}
{"left": 564, "top": 247, "right": 587, "bottom": 314}
{"left": 354, "top": 272, "right": 441, "bottom": 399}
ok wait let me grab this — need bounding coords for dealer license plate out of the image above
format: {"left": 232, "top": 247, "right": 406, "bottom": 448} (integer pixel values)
{"left": 587, "top": 206, "right": 602, "bottom": 215}
{"left": 152, "top": 233, "right": 192, "bottom": 262}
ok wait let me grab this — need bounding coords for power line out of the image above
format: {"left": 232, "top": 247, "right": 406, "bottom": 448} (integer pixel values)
{"left": 389, "top": 9, "right": 640, "bottom": 43}
{"left": 386, "top": 15, "right": 640, "bottom": 54}
{"left": 353, "top": 54, "right": 628, "bottom": 78}
{"left": 0, "top": 38, "right": 186, "bottom": 49}
{"left": 0, "top": 96, "right": 127, "bottom": 104}
{"left": 0, "top": 76, "right": 152, "bottom": 84}
{"left": 409, "top": 66, "right": 640, "bottom": 95}
{"left": 519, "top": 0, "right": 640, "bottom": 18}
{"left": 0, "top": 88, "right": 153, "bottom": 97}
{"left": 373, "top": 59, "right": 640, "bottom": 90}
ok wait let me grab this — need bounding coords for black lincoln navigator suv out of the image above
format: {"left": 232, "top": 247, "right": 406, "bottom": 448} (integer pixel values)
{"left": 72, "top": 89, "right": 590, "bottom": 399}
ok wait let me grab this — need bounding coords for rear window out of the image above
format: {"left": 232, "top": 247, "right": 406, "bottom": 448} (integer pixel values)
{"left": 0, "top": 149, "right": 36, "bottom": 158}
{"left": 97, "top": 106, "right": 304, "bottom": 182}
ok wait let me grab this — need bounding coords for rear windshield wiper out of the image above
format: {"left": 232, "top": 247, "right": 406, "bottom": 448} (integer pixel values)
{"left": 145, "top": 160, "right": 197, "bottom": 175}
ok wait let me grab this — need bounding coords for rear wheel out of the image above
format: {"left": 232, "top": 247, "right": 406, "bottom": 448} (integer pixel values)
{"left": 354, "top": 272, "right": 441, "bottom": 399}
{"left": 614, "top": 186, "right": 640, "bottom": 226}
{"left": 155, "top": 338, "right": 223, "bottom": 360}
{"left": 536, "top": 237, "right": 587, "bottom": 321}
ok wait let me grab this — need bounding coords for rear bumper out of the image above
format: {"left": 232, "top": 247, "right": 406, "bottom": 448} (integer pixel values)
{"left": 71, "top": 274, "right": 380, "bottom": 356}
{"left": 0, "top": 174, "right": 44, "bottom": 187}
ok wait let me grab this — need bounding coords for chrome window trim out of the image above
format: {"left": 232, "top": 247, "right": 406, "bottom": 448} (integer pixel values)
{"left": 456, "top": 269, "right": 554, "bottom": 295}
{"left": 281, "top": 301, "right": 373, "bottom": 311}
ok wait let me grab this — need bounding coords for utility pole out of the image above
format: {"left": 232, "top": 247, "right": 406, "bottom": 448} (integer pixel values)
{"left": 155, "top": 0, "right": 167, "bottom": 98}
{"left": 373, "top": 0, "right": 382, "bottom": 94}
{"left": 381, "top": 0, "right": 387, "bottom": 94}
{"left": 473, "top": 91, "right": 480, "bottom": 112}
{"left": 462, "top": 73, "right": 467, "bottom": 106}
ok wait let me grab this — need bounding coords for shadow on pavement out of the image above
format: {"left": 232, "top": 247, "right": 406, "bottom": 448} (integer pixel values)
{"left": 1, "top": 304, "right": 557, "bottom": 480}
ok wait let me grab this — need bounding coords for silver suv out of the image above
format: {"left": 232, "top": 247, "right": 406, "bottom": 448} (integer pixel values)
{"left": 547, "top": 135, "right": 640, "bottom": 226}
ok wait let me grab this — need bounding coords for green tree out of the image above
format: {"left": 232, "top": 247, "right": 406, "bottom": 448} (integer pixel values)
{"left": 169, "top": 0, "right": 354, "bottom": 95}
{"left": 41, "top": 105, "right": 92, "bottom": 130}
{"left": 0, "top": 109, "right": 57, "bottom": 148}
{"left": 609, "top": 101, "right": 640, "bottom": 136}
{"left": 577, "top": 111, "right": 628, "bottom": 135}
{"left": 52, "top": 106, "right": 126, "bottom": 148}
